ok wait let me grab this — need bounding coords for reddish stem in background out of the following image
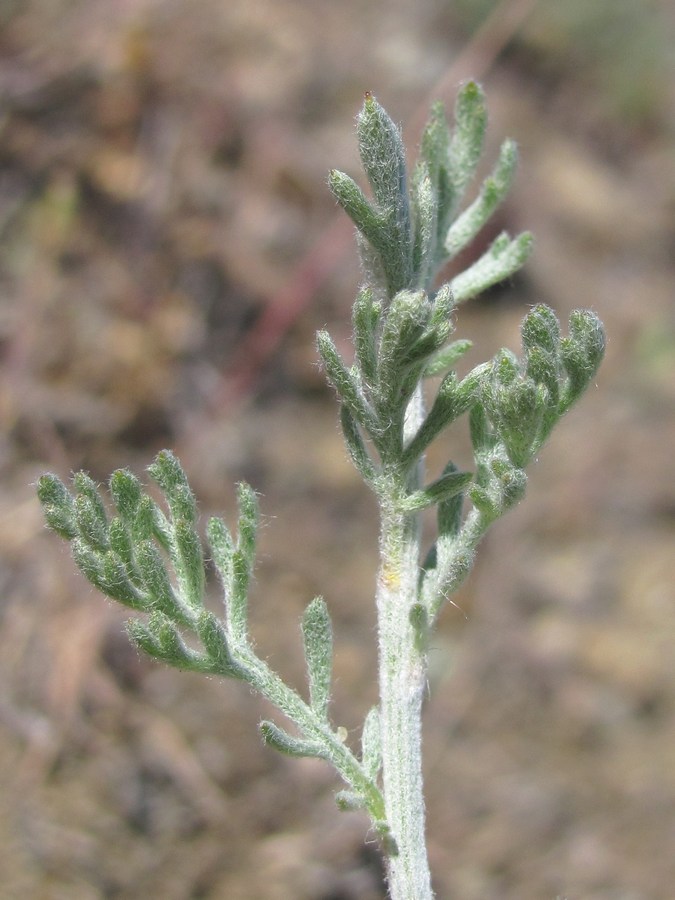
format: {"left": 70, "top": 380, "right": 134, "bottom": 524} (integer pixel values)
{"left": 217, "top": 0, "right": 540, "bottom": 411}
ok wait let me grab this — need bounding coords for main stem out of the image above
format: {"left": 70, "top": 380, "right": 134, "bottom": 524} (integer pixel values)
{"left": 377, "top": 502, "right": 432, "bottom": 899}
{"left": 377, "top": 387, "right": 433, "bottom": 899}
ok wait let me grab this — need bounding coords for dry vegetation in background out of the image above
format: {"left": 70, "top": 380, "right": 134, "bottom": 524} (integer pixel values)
{"left": 1, "top": 1, "right": 675, "bottom": 897}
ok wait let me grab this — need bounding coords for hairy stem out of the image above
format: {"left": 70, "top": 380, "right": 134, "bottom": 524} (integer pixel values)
{"left": 377, "top": 502, "right": 432, "bottom": 899}
{"left": 377, "top": 385, "right": 433, "bottom": 899}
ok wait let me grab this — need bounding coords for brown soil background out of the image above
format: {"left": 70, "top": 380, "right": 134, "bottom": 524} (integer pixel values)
{"left": 2, "top": 1, "right": 675, "bottom": 897}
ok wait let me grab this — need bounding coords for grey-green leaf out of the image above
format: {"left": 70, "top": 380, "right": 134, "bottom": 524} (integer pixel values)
{"left": 197, "top": 610, "right": 246, "bottom": 679}
{"left": 109, "top": 469, "right": 142, "bottom": 523}
{"left": 301, "top": 597, "right": 333, "bottom": 721}
{"left": 340, "top": 405, "right": 378, "bottom": 486}
{"left": 173, "top": 519, "right": 205, "bottom": 609}
{"left": 450, "top": 231, "right": 533, "bottom": 304}
{"left": 400, "top": 470, "right": 473, "bottom": 512}
{"left": 443, "top": 139, "right": 518, "bottom": 260}
{"left": 37, "top": 474, "right": 77, "bottom": 539}
{"left": 317, "top": 330, "right": 376, "bottom": 433}
{"left": 260, "top": 721, "right": 327, "bottom": 759}
{"left": 148, "top": 450, "right": 198, "bottom": 525}
{"left": 447, "top": 81, "right": 488, "bottom": 209}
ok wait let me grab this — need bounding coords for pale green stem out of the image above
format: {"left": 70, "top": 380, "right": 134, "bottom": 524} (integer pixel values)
{"left": 377, "top": 385, "right": 434, "bottom": 899}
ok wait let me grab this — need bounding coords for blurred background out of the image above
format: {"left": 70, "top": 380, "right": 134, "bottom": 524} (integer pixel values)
{"left": 1, "top": 0, "right": 675, "bottom": 897}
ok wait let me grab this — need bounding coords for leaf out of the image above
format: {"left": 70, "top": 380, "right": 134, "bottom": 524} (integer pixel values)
{"left": 560, "top": 309, "right": 606, "bottom": 411}
{"left": 352, "top": 287, "right": 381, "bottom": 386}
{"left": 437, "top": 462, "right": 465, "bottom": 539}
{"left": 375, "top": 820, "right": 399, "bottom": 857}
{"left": 422, "top": 339, "right": 473, "bottom": 378}
{"left": 197, "top": 610, "right": 246, "bottom": 679}
{"left": 521, "top": 304, "right": 562, "bottom": 356}
{"left": 419, "top": 101, "right": 450, "bottom": 189}
{"left": 490, "top": 456, "right": 528, "bottom": 512}
{"left": 402, "top": 366, "right": 480, "bottom": 468}
{"left": 136, "top": 540, "right": 185, "bottom": 622}
{"left": 446, "top": 81, "right": 488, "bottom": 210}
{"left": 356, "top": 93, "right": 413, "bottom": 295}
{"left": 411, "top": 162, "right": 437, "bottom": 287}
{"left": 73, "top": 472, "right": 108, "bottom": 522}
{"left": 468, "top": 482, "right": 499, "bottom": 522}
{"left": 145, "top": 496, "right": 172, "bottom": 551}
{"left": 74, "top": 494, "right": 109, "bottom": 553}
{"left": 70, "top": 538, "right": 105, "bottom": 592}
{"left": 173, "top": 519, "right": 205, "bottom": 609}
{"left": 450, "top": 231, "right": 533, "bottom": 304}
{"left": 301, "top": 597, "right": 333, "bottom": 721}
{"left": 469, "top": 403, "right": 496, "bottom": 454}
{"left": 236, "top": 482, "right": 258, "bottom": 578}
{"left": 71, "top": 538, "right": 148, "bottom": 609}
{"left": 340, "top": 405, "right": 378, "bottom": 485}
{"left": 317, "top": 330, "right": 376, "bottom": 433}
{"left": 260, "top": 721, "right": 327, "bottom": 759}
{"left": 207, "top": 515, "right": 234, "bottom": 583}
{"left": 376, "top": 291, "right": 432, "bottom": 416}
{"left": 73, "top": 474, "right": 109, "bottom": 552}
{"left": 357, "top": 94, "right": 409, "bottom": 227}
{"left": 108, "top": 517, "right": 136, "bottom": 577}
{"left": 378, "top": 290, "right": 431, "bottom": 369}
{"left": 126, "top": 617, "right": 161, "bottom": 658}
{"left": 208, "top": 513, "right": 250, "bottom": 643}
{"left": 101, "top": 552, "right": 148, "bottom": 608}
{"left": 37, "top": 474, "right": 77, "bottom": 539}
{"left": 443, "top": 139, "right": 518, "bottom": 260}
{"left": 400, "top": 470, "right": 473, "bottom": 512}
{"left": 328, "top": 169, "right": 387, "bottom": 257}
{"left": 109, "top": 469, "right": 142, "bottom": 523}
{"left": 142, "top": 612, "right": 202, "bottom": 668}
{"left": 148, "top": 450, "right": 198, "bottom": 525}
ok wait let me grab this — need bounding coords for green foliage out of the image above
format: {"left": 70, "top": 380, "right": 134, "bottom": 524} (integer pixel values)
{"left": 38, "top": 85, "right": 604, "bottom": 900}
{"left": 301, "top": 597, "right": 333, "bottom": 722}
{"left": 37, "top": 451, "right": 386, "bottom": 834}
